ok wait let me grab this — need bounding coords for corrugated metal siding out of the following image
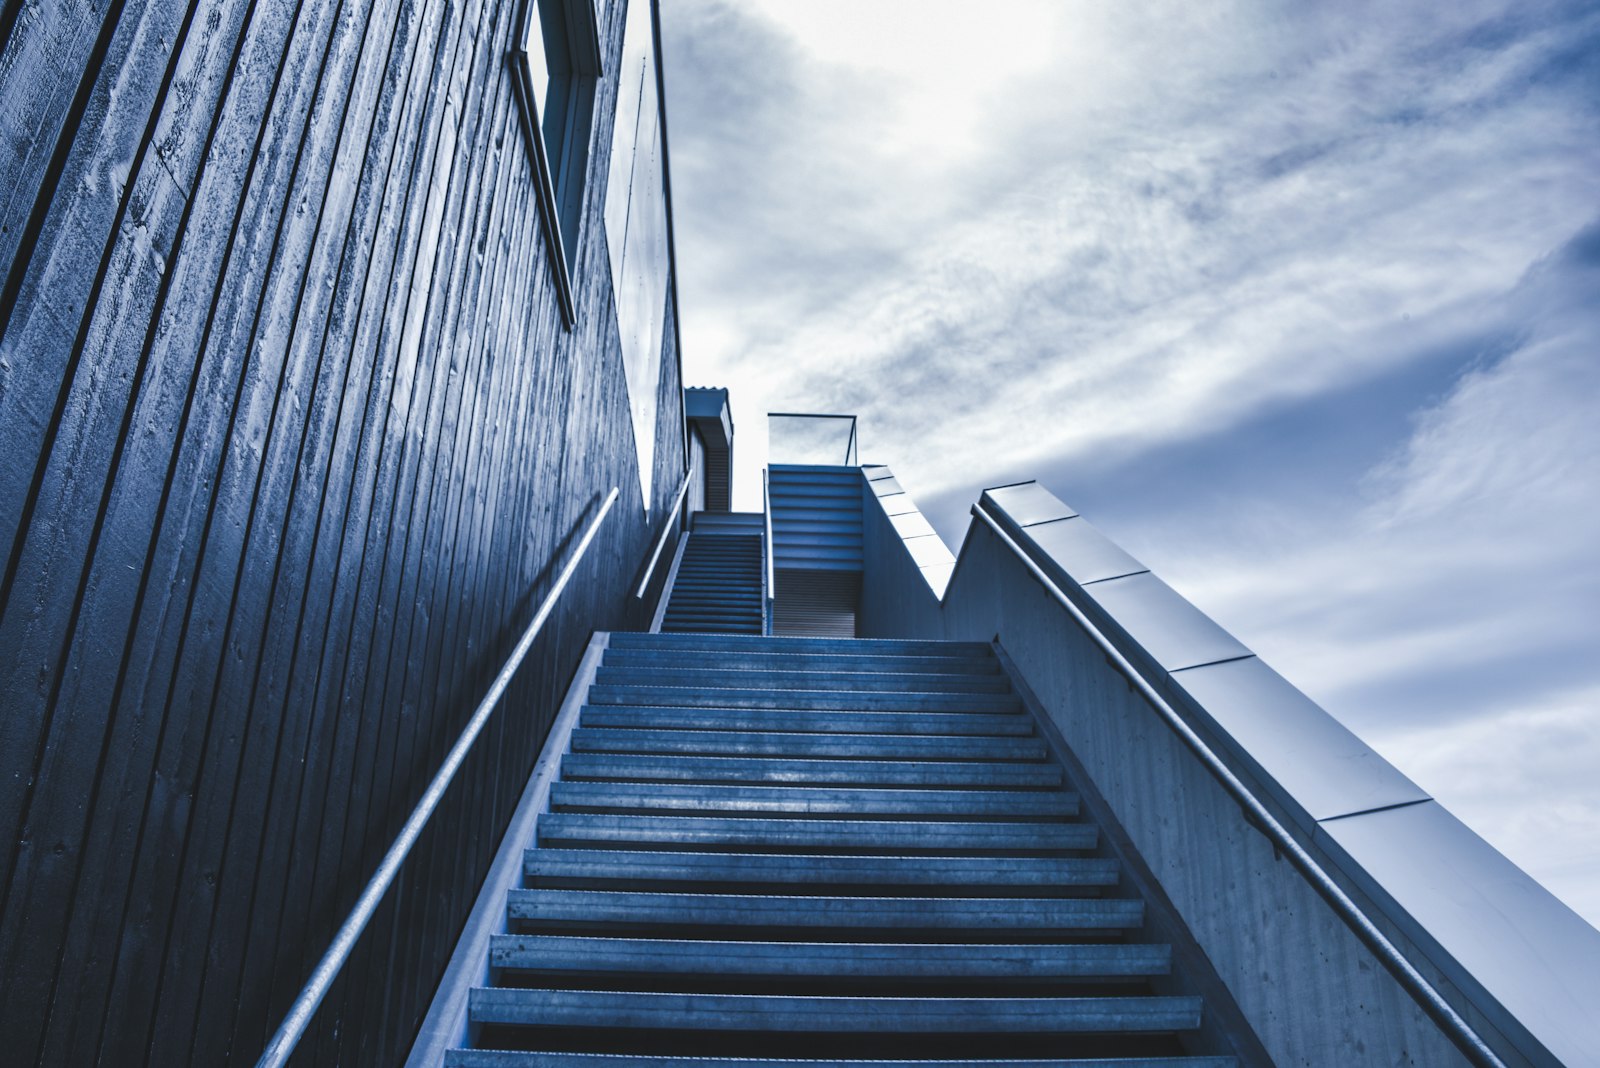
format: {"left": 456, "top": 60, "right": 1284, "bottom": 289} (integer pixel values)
{"left": 773, "top": 569, "right": 861, "bottom": 637}
{"left": 703, "top": 443, "right": 730, "bottom": 511}
{"left": 767, "top": 465, "right": 863, "bottom": 571}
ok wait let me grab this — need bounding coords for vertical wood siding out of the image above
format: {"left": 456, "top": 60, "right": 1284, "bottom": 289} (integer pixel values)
{"left": 0, "top": 0, "right": 686, "bottom": 1062}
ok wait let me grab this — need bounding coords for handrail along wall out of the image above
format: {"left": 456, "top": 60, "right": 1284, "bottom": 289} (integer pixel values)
{"left": 256, "top": 487, "right": 622, "bottom": 1068}
{"left": 762, "top": 468, "right": 775, "bottom": 627}
{"left": 635, "top": 467, "right": 695, "bottom": 599}
{"left": 968, "top": 501, "right": 1507, "bottom": 1068}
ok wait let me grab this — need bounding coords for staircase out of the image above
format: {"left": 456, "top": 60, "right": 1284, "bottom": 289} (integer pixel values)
{"left": 440, "top": 632, "right": 1243, "bottom": 1066}
{"left": 658, "top": 514, "right": 765, "bottom": 635}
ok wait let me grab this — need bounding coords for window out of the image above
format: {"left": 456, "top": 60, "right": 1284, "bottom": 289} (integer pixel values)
{"left": 512, "top": 0, "right": 602, "bottom": 327}
{"left": 604, "top": 0, "right": 671, "bottom": 507}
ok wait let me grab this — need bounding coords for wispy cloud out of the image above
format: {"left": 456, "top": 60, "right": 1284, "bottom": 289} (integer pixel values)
{"left": 661, "top": 0, "right": 1600, "bottom": 921}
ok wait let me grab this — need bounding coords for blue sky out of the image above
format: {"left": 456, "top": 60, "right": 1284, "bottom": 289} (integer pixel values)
{"left": 658, "top": 0, "right": 1600, "bottom": 924}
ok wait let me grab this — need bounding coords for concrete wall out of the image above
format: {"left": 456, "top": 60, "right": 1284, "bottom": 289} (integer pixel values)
{"left": 857, "top": 477, "right": 1600, "bottom": 1068}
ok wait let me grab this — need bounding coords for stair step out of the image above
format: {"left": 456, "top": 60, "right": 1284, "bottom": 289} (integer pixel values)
{"left": 490, "top": 936, "right": 1169, "bottom": 979}
{"left": 559, "top": 754, "right": 1063, "bottom": 788}
{"left": 606, "top": 634, "right": 992, "bottom": 658}
{"left": 601, "top": 650, "right": 1001, "bottom": 675}
{"left": 585, "top": 686, "right": 1021, "bottom": 713}
{"left": 468, "top": 988, "right": 1201, "bottom": 1033}
{"left": 548, "top": 782, "right": 1078, "bottom": 818}
{"left": 436, "top": 633, "right": 1243, "bottom": 1067}
{"left": 524, "top": 849, "right": 1117, "bottom": 891}
{"left": 568, "top": 728, "right": 1048, "bottom": 761}
{"left": 665, "top": 589, "right": 761, "bottom": 597}
{"left": 578, "top": 707, "right": 1034, "bottom": 737}
{"left": 593, "top": 667, "right": 1012, "bottom": 694}
{"left": 534, "top": 814, "right": 1095, "bottom": 853}
{"left": 446, "top": 1054, "right": 1236, "bottom": 1068}
{"left": 506, "top": 890, "right": 1145, "bottom": 931}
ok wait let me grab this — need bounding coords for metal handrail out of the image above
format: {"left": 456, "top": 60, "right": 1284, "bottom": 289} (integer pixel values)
{"left": 257, "top": 487, "right": 621, "bottom": 1068}
{"left": 762, "top": 468, "right": 776, "bottom": 601}
{"left": 634, "top": 467, "right": 695, "bottom": 598}
{"left": 969, "top": 502, "right": 1506, "bottom": 1068}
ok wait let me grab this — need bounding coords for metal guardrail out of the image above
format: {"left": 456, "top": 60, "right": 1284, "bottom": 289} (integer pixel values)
{"left": 762, "top": 468, "right": 776, "bottom": 604}
{"left": 970, "top": 501, "right": 1508, "bottom": 1068}
{"left": 634, "top": 467, "right": 695, "bottom": 599}
{"left": 256, "top": 487, "right": 621, "bottom": 1068}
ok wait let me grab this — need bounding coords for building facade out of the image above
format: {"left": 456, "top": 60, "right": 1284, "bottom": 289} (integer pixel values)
{"left": 0, "top": 0, "right": 688, "bottom": 1062}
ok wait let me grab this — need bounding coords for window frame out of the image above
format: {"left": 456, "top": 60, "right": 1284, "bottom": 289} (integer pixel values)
{"left": 511, "top": 0, "right": 603, "bottom": 328}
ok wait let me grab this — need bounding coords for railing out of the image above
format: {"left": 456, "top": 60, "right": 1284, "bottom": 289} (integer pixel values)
{"left": 762, "top": 468, "right": 775, "bottom": 633}
{"left": 634, "top": 467, "right": 695, "bottom": 599}
{"left": 767, "top": 412, "right": 858, "bottom": 466}
{"left": 256, "top": 487, "right": 621, "bottom": 1068}
{"left": 969, "top": 501, "right": 1507, "bottom": 1068}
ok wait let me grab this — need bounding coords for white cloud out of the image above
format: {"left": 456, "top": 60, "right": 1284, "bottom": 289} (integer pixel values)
{"left": 1376, "top": 685, "right": 1600, "bottom": 925}
{"left": 661, "top": 0, "right": 1600, "bottom": 924}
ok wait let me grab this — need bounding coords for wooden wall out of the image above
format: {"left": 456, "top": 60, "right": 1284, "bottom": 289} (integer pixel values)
{"left": 0, "top": 0, "right": 686, "bottom": 1063}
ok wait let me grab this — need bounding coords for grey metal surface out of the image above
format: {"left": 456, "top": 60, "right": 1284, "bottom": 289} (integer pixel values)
{"left": 902, "top": 532, "right": 958, "bottom": 568}
{"left": 975, "top": 475, "right": 1593, "bottom": 1064}
{"left": 580, "top": 708, "right": 1032, "bottom": 735}
{"left": 967, "top": 503, "right": 1505, "bottom": 1068}
{"left": 1082, "top": 570, "right": 1253, "bottom": 672}
{"left": 506, "top": 888, "right": 1143, "bottom": 930}
{"left": 559, "top": 752, "right": 1064, "bottom": 788}
{"left": 444, "top": 631, "right": 1254, "bottom": 1062}
{"left": 1169, "top": 655, "right": 1429, "bottom": 827}
{"left": 467, "top": 987, "right": 1199, "bottom": 1032}
{"left": 878, "top": 492, "right": 921, "bottom": 516}
{"left": 1318, "top": 801, "right": 1600, "bottom": 1068}
{"left": 858, "top": 465, "right": 957, "bottom": 599}
{"left": 921, "top": 562, "right": 956, "bottom": 594}
{"left": 547, "top": 780, "right": 1080, "bottom": 817}
{"left": 889, "top": 508, "right": 938, "bottom": 540}
{"left": 523, "top": 848, "right": 1116, "bottom": 889}
{"left": 445, "top": 1054, "right": 1237, "bottom": 1068}
{"left": 981, "top": 481, "right": 1079, "bottom": 526}
{"left": 489, "top": 935, "right": 1162, "bottom": 977}
{"left": 1022, "top": 516, "right": 1147, "bottom": 586}
{"left": 534, "top": 813, "right": 1094, "bottom": 852}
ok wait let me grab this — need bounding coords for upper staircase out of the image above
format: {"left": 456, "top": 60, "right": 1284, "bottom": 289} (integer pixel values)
{"left": 434, "top": 631, "right": 1249, "bottom": 1066}
{"left": 658, "top": 513, "right": 765, "bottom": 635}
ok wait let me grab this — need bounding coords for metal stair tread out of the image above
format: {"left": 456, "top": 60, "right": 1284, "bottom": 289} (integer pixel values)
{"left": 584, "top": 685, "right": 1022, "bottom": 712}
{"left": 446, "top": 1054, "right": 1236, "bottom": 1068}
{"left": 506, "top": 889, "right": 1144, "bottom": 929}
{"left": 467, "top": 988, "right": 1202, "bottom": 1032}
{"left": 534, "top": 813, "right": 1097, "bottom": 851}
{"left": 548, "top": 781, "right": 1080, "bottom": 817}
{"left": 524, "top": 848, "right": 1117, "bottom": 888}
{"left": 489, "top": 935, "right": 1169, "bottom": 977}
{"left": 568, "top": 728, "right": 1049, "bottom": 761}
{"left": 593, "top": 667, "right": 1014, "bottom": 694}
{"left": 559, "top": 753, "right": 1064, "bottom": 787}
{"left": 578, "top": 707, "right": 1035, "bottom": 737}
